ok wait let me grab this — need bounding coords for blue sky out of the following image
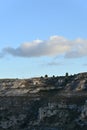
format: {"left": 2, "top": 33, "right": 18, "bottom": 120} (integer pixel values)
{"left": 0, "top": 0, "right": 87, "bottom": 78}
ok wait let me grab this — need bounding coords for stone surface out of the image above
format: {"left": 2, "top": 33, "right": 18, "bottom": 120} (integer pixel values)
{"left": 0, "top": 73, "right": 87, "bottom": 129}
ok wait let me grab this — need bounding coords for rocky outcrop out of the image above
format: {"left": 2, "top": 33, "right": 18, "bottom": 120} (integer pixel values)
{"left": 0, "top": 72, "right": 87, "bottom": 129}
{"left": 0, "top": 72, "right": 87, "bottom": 96}
{"left": 0, "top": 96, "right": 87, "bottom": 130}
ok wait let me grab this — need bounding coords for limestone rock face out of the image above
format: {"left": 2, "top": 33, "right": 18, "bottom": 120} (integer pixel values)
{"left": 0, "top": 73, "right": 87, "bottom": 129}
{"left": 0, "top": 72, "right": 87, "bottom": 96}
{"left": 0, "top": 96, "right": 87, "bottom": 130}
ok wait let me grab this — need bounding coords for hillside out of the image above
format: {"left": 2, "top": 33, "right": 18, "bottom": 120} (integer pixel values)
{"left": 0, "top": 72, "right": 87, "bottom": 129}
{"left": 0, "top": 72, "right": 87, "bottom": 96}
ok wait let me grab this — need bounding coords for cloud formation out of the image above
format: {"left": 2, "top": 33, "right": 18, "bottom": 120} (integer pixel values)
{"left": 47, "top": 61, "right": 63, "bottom": 66}
{"left": 83, "top": 63, "right": 87, "bottom": 66}
{"left": 1, "top": 36, "right": 87, "bottom": 58}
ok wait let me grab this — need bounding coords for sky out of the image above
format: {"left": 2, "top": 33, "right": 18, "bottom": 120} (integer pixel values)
{"left": 0, "top": 0, "right": 87, "bottom": 78}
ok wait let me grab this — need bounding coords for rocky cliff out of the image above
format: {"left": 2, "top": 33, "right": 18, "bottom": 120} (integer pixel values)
{"left": 0, "top": 72, "right": 87, "bottom": 129}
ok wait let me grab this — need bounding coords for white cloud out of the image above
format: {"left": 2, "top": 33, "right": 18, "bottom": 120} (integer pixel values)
{"left": 65, "top": 38, "right": 87, "bottom": 58}
{"left": 1, "top": 36, "right": 87, "bottom": 58}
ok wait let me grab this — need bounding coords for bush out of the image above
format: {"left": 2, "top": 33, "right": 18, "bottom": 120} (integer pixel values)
{"left": 45, "top": 74, "right": 48, "bottom": 78}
